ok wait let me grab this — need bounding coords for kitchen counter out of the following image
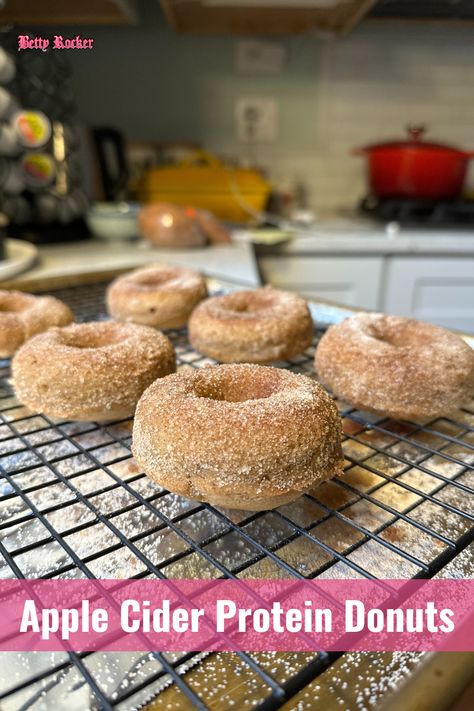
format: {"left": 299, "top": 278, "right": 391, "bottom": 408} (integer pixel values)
{"left": 4, "top": 226, "right": 474, "bottom": 332}
{"left": 2, "top": 238, "right": 262, "bottom": 291}
{"left": 253, "top": 222, "right": 474, "bottom": 332}
{"left": 251, "top": 222, "right": 474, "bottom": 256}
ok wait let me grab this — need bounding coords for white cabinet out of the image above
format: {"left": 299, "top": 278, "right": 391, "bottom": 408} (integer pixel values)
{"left": 383, "top": 257, "right": 474, "bottom": 332}
{"left": 259, "top": 252, "right": 474, "bottom": 332}
{"left": 259, "top": 256, "right": 384, "bottom": 310}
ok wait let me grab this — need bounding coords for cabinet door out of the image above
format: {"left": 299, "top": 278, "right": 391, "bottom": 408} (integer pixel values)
{"left": 258, "top": 256, "right": 383, "bottom": 310}
{"left": 0, "top": 0, "right": 137, "bottom": 24}
{"left": 383, "top": 257, "right": 474, "bottom": 332}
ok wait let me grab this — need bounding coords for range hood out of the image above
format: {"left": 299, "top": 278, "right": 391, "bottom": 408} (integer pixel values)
{"left": 160, "top": 0, "right": 375, "bottom": 35}
{"left": 369, "top": 0, "right": 474, "bottom": 21}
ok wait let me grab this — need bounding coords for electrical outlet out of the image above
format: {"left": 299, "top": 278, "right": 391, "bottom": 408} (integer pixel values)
{"left": 235, "top": 98, "right": 278, "bottom": 143}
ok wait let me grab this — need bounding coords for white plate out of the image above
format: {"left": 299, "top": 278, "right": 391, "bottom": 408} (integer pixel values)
{"left": 0, "top": 238, "right": 38, "bottom": 282}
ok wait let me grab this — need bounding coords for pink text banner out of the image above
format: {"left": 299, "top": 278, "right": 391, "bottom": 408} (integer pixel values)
{"left": 0, "top": 579, "right": 472, "bottom": 653}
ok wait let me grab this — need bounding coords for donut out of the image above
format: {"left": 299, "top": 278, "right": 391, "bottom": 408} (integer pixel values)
{"left": 0, "top": 289, "right": 73, "bottom": 358}
{"left": 133, "top": 363, "right": 344, "bottom": 511}
{"left": 106, "top": 264, "right": 207, "bottom": 329}
{"left": 12, "top": 321, "right": 176, "bottom": 422}
{"left": 188, "top": 287, "right": 313, "bottom": 363}
{"left": 315, "top": 313, "right": 474, "bottom": 421}
{"left": 139, "top": 204, "right": 206, "bottom": 248}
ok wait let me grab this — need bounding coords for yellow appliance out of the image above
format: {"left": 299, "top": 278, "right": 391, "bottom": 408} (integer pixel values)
{"left": 135, "top": 150, "right": 271, "bottom": 224}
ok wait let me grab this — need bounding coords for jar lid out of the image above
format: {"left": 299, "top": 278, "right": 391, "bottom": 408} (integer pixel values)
{"left": 13, "top": 110, "right": 51, "bottom": 148}
{"left": 21, "top": 152, "right": 56, "bottom": 187}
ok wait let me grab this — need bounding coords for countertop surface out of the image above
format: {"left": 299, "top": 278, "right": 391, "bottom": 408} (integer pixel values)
{"left": 244, "top": 220, "right": 474, "bottom": 255}
{"left": 1, "top": 238, "right": 262, "bottom": 290}
{"left": 5, "top": 223, "right": 474, "bottom": 294}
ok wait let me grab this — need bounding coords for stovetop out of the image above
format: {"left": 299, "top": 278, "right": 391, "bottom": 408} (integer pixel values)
{"left": 360, "top": 196, "right": 474, "bottom": 228}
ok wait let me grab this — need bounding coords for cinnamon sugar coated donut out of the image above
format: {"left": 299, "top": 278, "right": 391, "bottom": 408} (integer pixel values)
{"left": 133, "top": 364, "right": 344, "bottom": 511}
{"left": 0, "top": 289, "right": 73, "bottom": 357}
{"left": 12, "top": 321, "right": 176, "bottom": 422}
{"left": 188, "top": 287, "right": 313, "bottom": 363}
{"left": 315, "top": 313, "right": 474, "bottom": 421}
{"left": 106, "top": 265, "right": 207, "bottom": 329}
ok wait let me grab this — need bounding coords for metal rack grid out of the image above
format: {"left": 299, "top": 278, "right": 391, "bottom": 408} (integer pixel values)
{"left": 0, "top": 282, "right": 473, "bottom": 711}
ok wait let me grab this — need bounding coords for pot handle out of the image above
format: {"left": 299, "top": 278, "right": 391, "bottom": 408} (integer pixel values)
{"left": 407, "top": 124, "right": 426, "bottom": 142}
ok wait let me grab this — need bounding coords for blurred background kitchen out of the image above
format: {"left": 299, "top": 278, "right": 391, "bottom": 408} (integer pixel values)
{"left": 1, "top": 0, "right": 474, "bottom": 332}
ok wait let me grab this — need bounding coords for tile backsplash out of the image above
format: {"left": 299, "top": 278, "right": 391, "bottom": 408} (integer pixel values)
{"left": 294, "top": 22, "right": 474, "bottom": 214}
{"left": 235, "top": 22, "right": 474, "bottom": 215}
{"left": 61, "top": 10, "right": 474, "bottom": 215}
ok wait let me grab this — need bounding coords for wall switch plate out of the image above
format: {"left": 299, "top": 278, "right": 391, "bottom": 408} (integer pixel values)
{"left": 235, "top": 97, "right": 278, "bottom": 142}
{"left": 235, "top": 40, "right": 286, "bottom": 74}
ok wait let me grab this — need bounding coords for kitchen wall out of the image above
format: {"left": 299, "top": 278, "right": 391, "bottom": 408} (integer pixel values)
{"left": 49, "top": 1, "right": 474, "bottom": 215}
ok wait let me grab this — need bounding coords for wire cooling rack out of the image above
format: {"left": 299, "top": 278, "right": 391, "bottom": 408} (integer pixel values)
{"left": 0, "top": 282, "right": 473, "bottom": 711}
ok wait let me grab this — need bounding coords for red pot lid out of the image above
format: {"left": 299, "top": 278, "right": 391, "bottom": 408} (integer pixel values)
{"left": 360, "top": 125, "right": 464, "bottom": 153}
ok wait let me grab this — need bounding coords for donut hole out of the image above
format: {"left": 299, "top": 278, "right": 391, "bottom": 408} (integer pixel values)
{"left": 0, "top": 297, "right": 29, "bottom": 313}
{"left": 59, "top": 324, "right": 126, "bottom": 350}
{"left": 193, "top": 370, "right": 283, "bottom": 402}
{"left": 229, "top": 303, "right": 263, "bottom": 314}
{"left": 367, "top": 320, "right": 434, "bottom": 348}
{"left": 368, "top": 324, "right": 403, "bottom": 346}
{"left": 132, "top": 269, "right": 179, "bottom": 289}
{"left": 224, "top": 292, "right": 275, "bottom": 315}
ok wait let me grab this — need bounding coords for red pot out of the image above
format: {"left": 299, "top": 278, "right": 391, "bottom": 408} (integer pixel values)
{"left": 353, "top": 125, "right": 474, "bottom": 200}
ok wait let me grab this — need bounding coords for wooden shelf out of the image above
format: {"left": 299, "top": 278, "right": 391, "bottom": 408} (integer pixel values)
{"left": 0, "top": 0, "right": 138, "bottom": 25}
{"left": 160, "top": 0, "right": 375, "bottom": 36}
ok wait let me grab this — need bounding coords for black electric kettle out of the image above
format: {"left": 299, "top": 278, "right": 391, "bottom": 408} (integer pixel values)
{"left": 92, "top": 127, "right": 129, "bottom": 201}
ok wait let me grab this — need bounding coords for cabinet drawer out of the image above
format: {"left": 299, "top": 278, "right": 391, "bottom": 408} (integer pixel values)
{"left": 259, "top": 256, "right": 383, "bottom": 310}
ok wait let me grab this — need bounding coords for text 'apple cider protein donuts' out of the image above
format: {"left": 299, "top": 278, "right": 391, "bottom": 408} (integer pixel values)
{"left": 188, "top": 286, "right": 313, "bottom": 363}
{"left": 106, "top": 264, "right": 207, "bottom": 329}
{"left": 0, "top": 289, "right": 73, "bottom": 357}
{"left": 133, "top": 363, "right": 344, "bottom": 511}
{"left": 12, "top": 321, "right": 176, "bottom": 422}
{"left": 315, "top": 313, "right": 474, "bottom": 421}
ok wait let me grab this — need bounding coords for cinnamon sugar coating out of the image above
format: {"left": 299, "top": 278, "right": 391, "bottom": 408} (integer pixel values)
{"left": 133, "top": 363, "right": 344, "bottom": 511}
{"left": 12, "top": 321, "right": 176, "bottom": 422}
{"left": 315, "top": 313, "right": 474, "bottom": 421}
{"left": 0, "top": 289, "right": 73, "bottom": 357}
{"left": 188, "top": 286, "right": 313, "bottom": 363}
{"left": 106, "top": 264, "right": 207, "bottom": 329}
